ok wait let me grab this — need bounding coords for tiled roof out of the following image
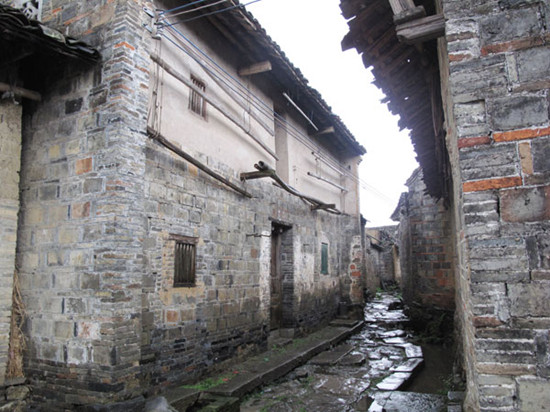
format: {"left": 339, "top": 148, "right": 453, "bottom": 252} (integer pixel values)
{"left": 0, "top": 4, "right": 100, "bottom": 65}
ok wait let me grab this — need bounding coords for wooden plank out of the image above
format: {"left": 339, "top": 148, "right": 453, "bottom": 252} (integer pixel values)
{"left": 150, "top": 53, "right": 278, "bottom": 160}
{"left": 0, "top": 82, "right": 41, "bottom": 101}
{"left": 396, "top": 14, "right": 445, "bottom": 44}
{"left": 238, "top": 61, "right": 272, "bottom": 76}
{"left": 388, "top": 0, "right": 417, "bottom": 15}
{"left": 147, "top": 126, "right": 253, "bottom": 198}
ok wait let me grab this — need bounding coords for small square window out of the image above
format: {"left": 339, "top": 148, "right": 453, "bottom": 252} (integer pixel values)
{"left": 321, "top": 243, "right": 329, "bottom": 275}
{"left": 189, "top": 75, "right": 206, "bottom": 118}
{"left": 173, "top": 237, "right": 197, "bottom": 287}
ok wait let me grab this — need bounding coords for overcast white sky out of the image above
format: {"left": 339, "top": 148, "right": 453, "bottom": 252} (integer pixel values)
{"left": 248, "top": 0, "right": 419, "bottom": 226}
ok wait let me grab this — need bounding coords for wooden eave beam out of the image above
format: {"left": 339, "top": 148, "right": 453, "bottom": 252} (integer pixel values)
{"left": 0, "top": 82, "right": 41, "bottom": 101}
{"left": 238, "top": 60, "right": 272, "bottom": 76}
{"left": 396, "top": 13, "right": 445, "bottom": 44}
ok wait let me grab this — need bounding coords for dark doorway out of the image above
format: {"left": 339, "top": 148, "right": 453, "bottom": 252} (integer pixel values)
{"left": 270, "top": 222, "right": 292, "bottom": 331}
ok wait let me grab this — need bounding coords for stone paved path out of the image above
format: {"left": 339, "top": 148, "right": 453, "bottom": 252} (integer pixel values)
{"left": 240, "top": 293, "right": 452, "bottom": 412}
{"left": 161, "top": 292, "right": 462, "bottom": 411}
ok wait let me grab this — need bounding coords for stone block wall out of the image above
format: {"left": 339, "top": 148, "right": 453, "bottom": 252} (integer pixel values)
{"left": 394, "top": 169, "right": 455, "bottom": 311}
{"left": 141, "top": 142, "right": 361, "bottom": 388}
{"left": 441, "top": 0, "right": 550, "bottom": 410}
{"left": 365, "top": 226, "right": 399, "bottom": 290}
{"left": 13, "top": 0, "right": 152, "bottom": 408}
{"left": 0, "top": 101, "right": 22, "bottom": 385}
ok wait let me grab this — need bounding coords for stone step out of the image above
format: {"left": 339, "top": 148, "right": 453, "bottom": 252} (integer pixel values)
{"left": 310, "top": 344, "right": 354, "bottom": 365}
{"left": 164, "top": 387, "right": 201, "bottom": 411}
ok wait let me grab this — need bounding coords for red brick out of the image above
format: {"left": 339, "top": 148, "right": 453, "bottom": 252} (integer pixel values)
{"left": 165, "top": 310, "right": 178, "bottom": 323}
{"left": 473, "top": 316, "right": 503, "bottom": 328}
{"left": 463, "top": 176, "right": 522, "bottom": 193}
{"left": 114, "top": 41, "right": 136, "bottom": 51}
{"left": 76, "top": 157, "right": 92, "bottom": 175}
{"left": 449, "top": 53, "right": 473, "bottom": 62}
{"left": 458, "top": 135, "right": 492, "bottom": 149}
{"left": 494, "top": 126, "right": 550, "bottom": 142}
{"left": 481, "top": 36, "right": 544, "bottom": 55}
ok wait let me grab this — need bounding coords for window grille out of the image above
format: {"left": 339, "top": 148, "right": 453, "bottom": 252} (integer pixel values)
{"left": 174, "top": 237, "right": 197, "bottom": 287}
{"left": 189, "top": 75, "right": 206, "bottom": 117}
{"left": 321, "top": 243, "right": 329, "bottom": 275}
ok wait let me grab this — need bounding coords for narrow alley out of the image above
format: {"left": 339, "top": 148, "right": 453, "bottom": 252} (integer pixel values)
{"left": 162, "top": 292, "right": 460, "bottom": 411}
{"left": 240, "top": 292, "right": 458, "bottom": 411}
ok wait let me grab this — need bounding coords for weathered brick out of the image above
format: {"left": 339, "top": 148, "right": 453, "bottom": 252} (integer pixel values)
{"left": 494, "top": 125, "right": 550, "bottom": 142}
{"left": 509, "top": 282, "right": 550, "bottom": 317}
{"left": 75, "top": 157, "right": 93, "bottom": 175}
{"left": 518, "top": 378, "right": 550, "bottom": 412}
{"left": 460, "top": 143, "right": 519, "bottom": 180}
{"left": 531, "top": 137, "right": 550, "bottom": 173}
{"left": 463, "top": 176, "right": 522, "bottom": 192}
{"left": 519, "top": 142, "right": 534, "bottom": 174}
{"left": 500, "top": 186, "right": 550, "bottom": 222}
{"left": 480, "top": 7, "right": 542, "bottom": 46}
{"left": 490, "top": 95, "right": 549, "bottom": 131}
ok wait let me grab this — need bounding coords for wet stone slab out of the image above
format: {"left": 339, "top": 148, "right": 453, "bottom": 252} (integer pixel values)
{"left": 374, "top": 391, "right": 447, "bottom": 412}
{"left": 404, "top": 343, "right": 423, "bottom": 358}
{"left": 390, "top": 357, "right": 424, "bottom": 373}
{"left": 376, "top": 372, "right": 412, "bottom": 391}
{"left": 310, "top": 344, "right": 354, "bottom": 365}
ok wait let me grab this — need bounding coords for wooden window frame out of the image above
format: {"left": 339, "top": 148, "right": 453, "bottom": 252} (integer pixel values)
{"left": 188, "top": 75, "right": 206, "bottom": 118}
{"left": 171, "top": 235, "right": 198, "bottom": 287}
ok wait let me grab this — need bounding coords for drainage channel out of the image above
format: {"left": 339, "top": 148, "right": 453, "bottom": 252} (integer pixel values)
{"left": 239, "top": 292, "right": 461, "bottom": 412}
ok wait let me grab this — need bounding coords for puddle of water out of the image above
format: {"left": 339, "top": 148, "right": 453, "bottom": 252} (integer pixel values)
{"left": 403, "top": 343, "right": 454, "bottom": 394}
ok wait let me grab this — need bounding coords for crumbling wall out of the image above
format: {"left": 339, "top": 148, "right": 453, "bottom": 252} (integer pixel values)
{"left": 441, "top": 0, "right": 550, "bottom": 410}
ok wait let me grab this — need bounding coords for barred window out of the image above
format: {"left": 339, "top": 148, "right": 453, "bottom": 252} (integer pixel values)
{"left": 321, "top": 242, "right": 329, "bottom": 275}
{"left": 173, "top": 236, "right": 198, "bottom": 287}
{"left": 189, "top": 75, "right": 206, "bottom": 118}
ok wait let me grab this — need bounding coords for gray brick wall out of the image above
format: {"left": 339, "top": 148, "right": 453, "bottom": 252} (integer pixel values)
{"left": 442, "top": 0, "right": 550, "bottom": 409}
